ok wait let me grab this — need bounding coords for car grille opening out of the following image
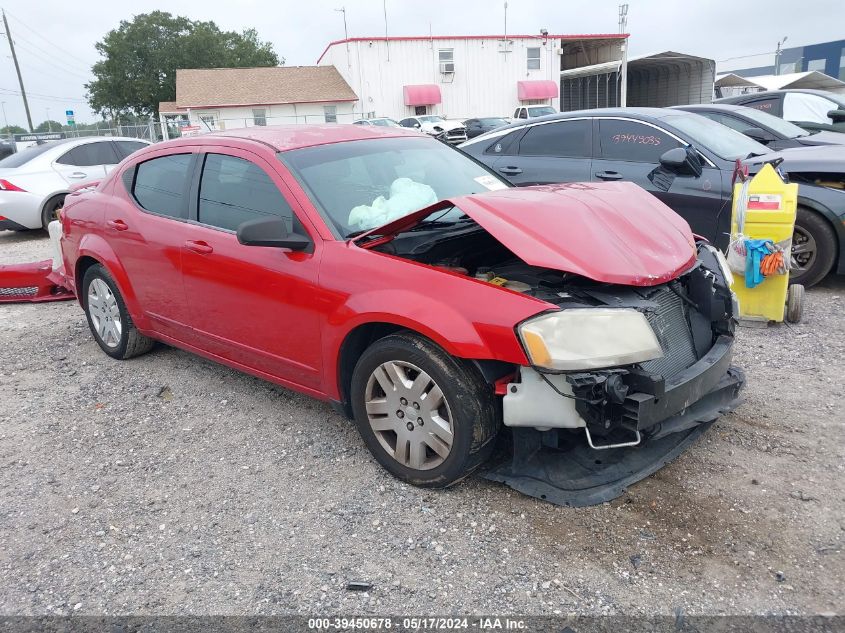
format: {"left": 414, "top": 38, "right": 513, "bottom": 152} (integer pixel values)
{"left": 640, "top": 286, "right": 699, "bottom": 378}
{"left": 0, "top": 286, "right": 39, "bottom": 297}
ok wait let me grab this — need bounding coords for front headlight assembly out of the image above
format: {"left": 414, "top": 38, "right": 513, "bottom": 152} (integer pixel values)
{"left": 518, "top": 308, "right": 663, "bottom": 371}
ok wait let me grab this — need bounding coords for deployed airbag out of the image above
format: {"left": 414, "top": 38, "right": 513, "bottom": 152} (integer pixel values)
{"left": 348, "top": 177, "right": 437, "bottom": 230}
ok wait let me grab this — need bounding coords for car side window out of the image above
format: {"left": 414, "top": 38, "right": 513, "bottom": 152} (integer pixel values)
{"left": 399, "top": 118, "right": 416, "bottom": 128}
{"left": 485, "top": 129, "right": 524, "bottom": 155}
{"left": 699, "top": 112, "right": 751, "bottom": 133}
{"left": 517, "top": 120, "right": 592, "bottom": 158}
{"left": 133, "top": 154, "right": 193, "bottom": 219}
{"left": 742, "top": 97, "right": 781, "bottom": 116}
{"left": 56, "top": 141, "right": 119, "bottom": 167}
{"left": 198, "top": 153, "right": 301, "bottom": 234}
{"left": 517, "top": 108, "right": 528, "bottom": 119}
{"left": 114, "top": 141, "right": 148, "bottom": 160}
{"left": 597, "top": 119, "right": 681, "bottom": 163}
{"left": 783, "top": 93, "right": 839, "bottom": 124}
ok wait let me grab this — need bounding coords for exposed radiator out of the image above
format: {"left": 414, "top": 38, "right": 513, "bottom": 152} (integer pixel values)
{"left": 640, "top": 287, "right": 699, "bottom": 378}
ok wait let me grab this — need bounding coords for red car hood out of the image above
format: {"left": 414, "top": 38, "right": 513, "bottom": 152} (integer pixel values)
{"left": 355, "top": 182, "right": 697, "bottom": 286}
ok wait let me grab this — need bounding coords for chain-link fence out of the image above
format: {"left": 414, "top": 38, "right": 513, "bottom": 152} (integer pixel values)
{"left": 164, "top": 111, "right": 377, "bottom": 139}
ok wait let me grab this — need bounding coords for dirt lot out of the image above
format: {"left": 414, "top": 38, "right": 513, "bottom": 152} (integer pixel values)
{"left": 0, "top": 230, "right": 843, "bottom": 617}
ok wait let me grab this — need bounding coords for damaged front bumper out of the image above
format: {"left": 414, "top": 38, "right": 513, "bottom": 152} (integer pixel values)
{"left": 485, "top": 335, "right": 745, "bottom": 507}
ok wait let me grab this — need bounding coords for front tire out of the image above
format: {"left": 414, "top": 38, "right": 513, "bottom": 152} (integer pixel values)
{"left": 790, "top": 208, "right": 836, "bottom": 287}
{"left": 350, "top": 333, "right": 499, "bottom": 488}
{"left": 82, "top": 265, "right": 154, "bottom": 360}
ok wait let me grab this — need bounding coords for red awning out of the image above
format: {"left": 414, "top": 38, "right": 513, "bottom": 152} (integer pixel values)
{"left": 517, "top": 80, "right": 559, "bottom": 101}
{"left": 403, "top": 84, "right": 442, "bottom": 106}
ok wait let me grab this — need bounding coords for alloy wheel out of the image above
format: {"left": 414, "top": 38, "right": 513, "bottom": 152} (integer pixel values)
{"left": 364, "top": 360, "right": 454, "bottom": 471}
{"left": 87, "top": 278, "right": 122, "bottom": 348}
{"left": 791, "top": 226, "right": 817, "bottom": 274}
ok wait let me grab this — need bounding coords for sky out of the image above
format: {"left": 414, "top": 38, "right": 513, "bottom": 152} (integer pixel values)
{"left": 0, "top": 0, "right": 841, "bottom": 127}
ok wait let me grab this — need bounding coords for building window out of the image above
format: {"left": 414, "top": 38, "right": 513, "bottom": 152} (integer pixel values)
{"left": 439, "top": 48, "right": 454, "bottom": 74}
{"left": 806, "top": 58, "right": 826, "bottom": 72}
{"left": 199, "top": 115, "right": 217, "bottom": 131}
{"left": 324, "top": 105, "right": 337, "bottom": 123}
{"left": 252, "top": 108, "right": 267, "bottom": 126}
{"left": 779, "top": 61, "right": 798, "bottom": 75}
{"left": 414, "top": 105, "right": 428, "bottom": 116}
{"left": 527, "top": 47, "right": 541, "bottom": 70}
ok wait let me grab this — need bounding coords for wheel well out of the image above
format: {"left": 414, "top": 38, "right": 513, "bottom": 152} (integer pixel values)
{"left": 336, "top": 322, "right": 406, "bottom": 417}
{"left": 40, "top": 193, "right": 67, "bottom": 215}
{"left": 74, "top": 256, "right": 100, "bottom": 306}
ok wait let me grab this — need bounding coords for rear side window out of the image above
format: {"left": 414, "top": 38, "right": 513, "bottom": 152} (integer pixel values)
{"left": 56, "top": 141, "right": 119, "bottom": 167}
{"left": 114, "top": 141, "right": 148, "bottom": 160}
{"left": 198, "top": 153, "right": 297, "bottom": 233}
{"left": 0, "top": 141, "right": 65, "bottom": 168}
{"left": 743, "top": 97, "right": 781, "bottom": 116}
{"left": 518, "top": 120, "right": 591, "bottom": 157}
{"left": 597, "top": 119, "right": 680, "bottom": 163}
{"left": 133, "top": 154, "right": 193, "bottom": 218}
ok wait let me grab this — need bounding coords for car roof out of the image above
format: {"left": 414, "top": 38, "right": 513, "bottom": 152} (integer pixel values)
{"left": 672, "top": 103, "right": 747, "bottom": 113}
{"left": 477, "top": 107, "right": 679, "bottom": 133}
{"left": 162, "top": 124, "right": 422, "bottom": 153}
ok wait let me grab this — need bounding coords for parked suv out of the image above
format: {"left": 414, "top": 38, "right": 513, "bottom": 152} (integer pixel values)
{"left": 512, "top": 105, "right": 557, "bottom": 120}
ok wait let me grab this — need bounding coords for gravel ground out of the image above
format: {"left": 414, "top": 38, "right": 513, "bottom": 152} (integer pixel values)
{"left": 0, "top": 230, "right": 843, "bottom": 617}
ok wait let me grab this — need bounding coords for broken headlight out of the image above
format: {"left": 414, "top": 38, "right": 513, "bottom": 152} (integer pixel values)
{"left": 518, "top": 308, "right": 663, "bottom": 371}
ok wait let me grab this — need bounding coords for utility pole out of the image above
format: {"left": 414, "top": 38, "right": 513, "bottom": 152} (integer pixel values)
{"left": 619, "top": 4, "right": 629, "bottom": 107}
{"left": 2, "top": 9, "right": 34, "bottom": 132}
{"left": 335, "top": 7, "right": 350, "bottom": 67}
{"left": 774, "top": 36, "right": 788, "bottom": 75}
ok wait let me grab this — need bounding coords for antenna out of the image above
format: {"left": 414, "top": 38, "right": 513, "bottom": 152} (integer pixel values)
{"left": 504, "top": 1, "right": 508, "bottom": 41}
{"left": 335, "top": 7, "right": 350, "bottom": 67}
{"left": 618, "top": 3, "right": 628, "bottom": 33}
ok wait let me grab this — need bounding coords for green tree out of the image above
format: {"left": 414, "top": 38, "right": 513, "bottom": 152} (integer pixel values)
{"left": 35, "top": 120, "right": 65, "bottom": 133}
{"left": 0, "top": 125, "right": 27, "bottom": 135}
{"left": 86, "top": 11, "right": 278, "bottom": 118}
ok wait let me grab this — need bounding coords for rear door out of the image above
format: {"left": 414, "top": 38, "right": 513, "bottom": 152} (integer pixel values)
{"left": 490, "top": 118, "right": 593, "bottom": 185}
{"left": 105, "top": 150, "right": 196, "bottom": 337}
{"left": 53, "top": 140, "right": 118, "bottom": 184}
{"left": 591, "top": 117, "right": 726, "bottom": 242}
{"left": 180, "top": 148, "right": 323, "bottom": 389}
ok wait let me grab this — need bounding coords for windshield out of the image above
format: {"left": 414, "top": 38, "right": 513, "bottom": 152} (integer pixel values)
{"left": 418, "top": 116, "right": 445, "bottom": 123}
{"left": 0, "top": 141, "right": 63, "bottom": 168}
{"left": 372, "top": 118, "right": 401, "bottom": 127}
{"left": 661, "top": 113, "right": 769, "bottom": 160}
{"left": 738, "top": 107, "right": 809, "bottom": 139}
{"left": 528, "top": 107, "right": 556, "bottom": 117}
{"left": 281, "top": 136, "right": 510, "bottom": 238}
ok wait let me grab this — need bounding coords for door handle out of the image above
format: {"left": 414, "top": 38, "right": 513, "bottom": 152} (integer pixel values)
{"left": 106, "top": 219, "right": 128, "bottom": 231}
{"left": 185, "top": 240, "right": 213, "bottom": 254}
{"left": 69, "top": 172, "right": 88, "bottom": 179}
{"left": 498, "top": 166, "right": 523, "bottom": 175}
{"left": 595, "top": 171, "right": 624, "bottom": 181}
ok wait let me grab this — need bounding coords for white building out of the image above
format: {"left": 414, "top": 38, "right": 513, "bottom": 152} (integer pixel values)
{"left": 317, "top": 35, "right": 716, "bottom": 120}
{"left": 317, "top": 34, "right": 622, "bottom": 120}
{"left": 159, "top": 66, "right": 359, "bottom": 137}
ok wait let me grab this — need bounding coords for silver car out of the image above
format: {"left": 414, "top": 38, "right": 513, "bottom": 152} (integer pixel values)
{"left": 0, "top": 137, "right": 150, "bottom": 231}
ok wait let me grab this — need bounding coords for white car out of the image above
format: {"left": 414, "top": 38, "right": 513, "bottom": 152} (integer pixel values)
{"left": 352, "top": 117, "right": 403, "bottom": 127}
{"left": 398, "top": 115, "right": 467, "bottom": 144}
{"left": 0, "top": 136, "right": 150, "bottom": 231}
{"left": 512, "top": 105, "right": 557, "bottom": 121}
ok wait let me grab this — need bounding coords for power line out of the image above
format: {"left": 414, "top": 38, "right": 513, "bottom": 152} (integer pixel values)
{"left": 0, "top": 87, "right": 87, "bottom": 103}
{"left": 3, "top": 8, "right": 94, "bottom": 68}
{"left": 11, "top": 37, "right": 92, "bottom": 78}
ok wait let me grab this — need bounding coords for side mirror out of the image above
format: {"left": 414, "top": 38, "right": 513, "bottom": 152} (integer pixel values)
{"left": 659, "top": 146, "right": 703, "bottom": 177}
{"left": 742, "top": 127, "right": 776, "bottom": 144}
{"left": 236, "top": 216, "right": 310, "bottom": 251}
{"left": 827, "top": 109, "right": 845, "bottom": 123}
{"left": 413, "top": 123, "right": 421, "bottom": 128}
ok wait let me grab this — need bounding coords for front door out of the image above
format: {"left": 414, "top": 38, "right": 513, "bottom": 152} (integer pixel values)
{"left": 180, "top": 148, "right": 323, "bottom": 389}
{"left": 53, "top": 140, "right": 117, "bottom": 184}
{"left": 591, "top": 118, "right": 728, "bottom": 244}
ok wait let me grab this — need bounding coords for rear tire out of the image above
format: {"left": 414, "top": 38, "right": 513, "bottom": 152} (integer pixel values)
{"left": 350, "top": 333, "right": 499, "bottom": 488}
{"left": 40, "top": 195, "right": 65, "bottom": 231}
{"left": 82, "top": 264, "right": 155, "bottom": 360}
{"left": 789, "top": 208, "right": 836, "bottom": 287}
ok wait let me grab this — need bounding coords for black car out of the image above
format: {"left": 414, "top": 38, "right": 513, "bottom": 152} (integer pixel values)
{"left": 674, "top": 103, "right": 845, "bottom": 151}
{"left": 463, "top": 117, "right": 510, "bottom": 139}
{"left": 459, "top": 108, "right": 845, "bottom": 287}
{"left": 714, "top": 89, "right": 845, "bottom": 134}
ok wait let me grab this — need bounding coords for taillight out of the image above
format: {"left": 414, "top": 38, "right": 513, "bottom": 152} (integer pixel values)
{"left": 0, "top": 179, "right": 26, "bottom": 192}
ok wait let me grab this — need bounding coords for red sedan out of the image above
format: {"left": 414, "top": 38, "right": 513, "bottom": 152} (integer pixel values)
{"left": 56, "top": 125, "right": 744, "bottom": 506}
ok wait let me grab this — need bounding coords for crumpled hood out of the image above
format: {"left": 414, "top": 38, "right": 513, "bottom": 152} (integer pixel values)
{"left": 422, "top": 119, "right": 464, "bottom": 133}
{"left": 356, "top": 182, "right": 697, "bottom": 286}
